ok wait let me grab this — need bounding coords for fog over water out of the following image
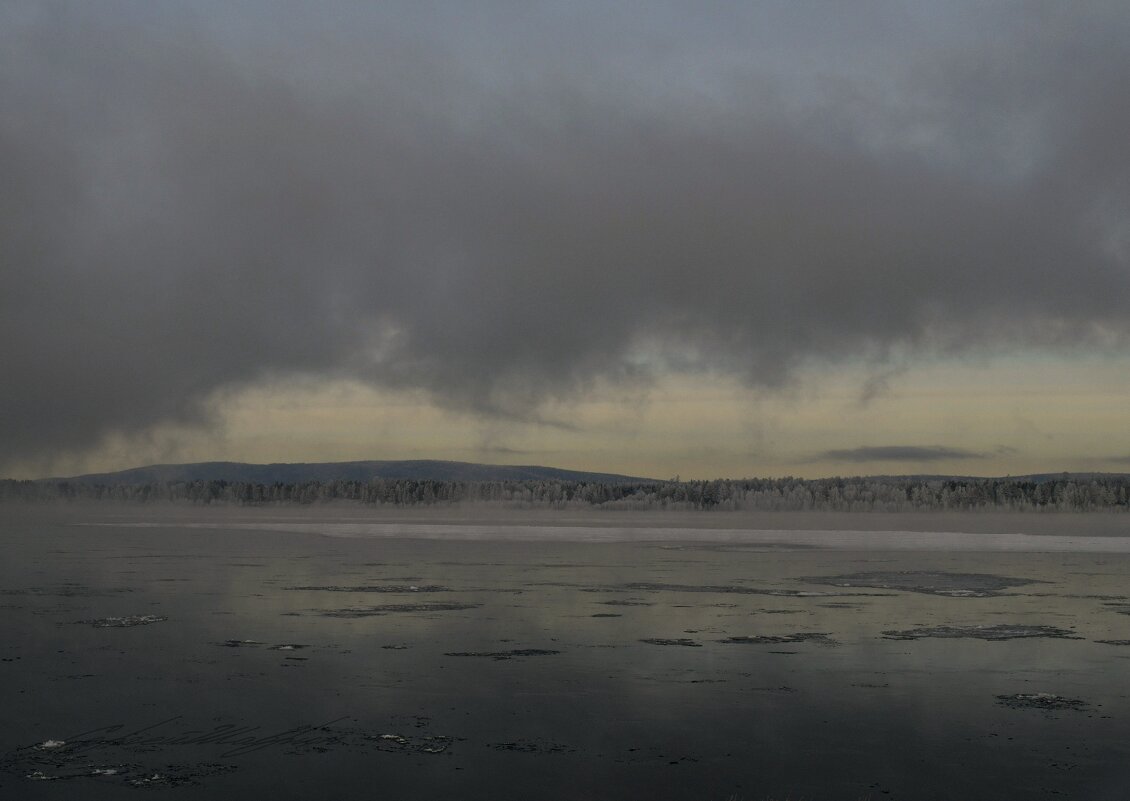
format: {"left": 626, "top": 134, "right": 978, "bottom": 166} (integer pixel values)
{"left": 92, "top": 519, "right": 1130, "bottom": 551}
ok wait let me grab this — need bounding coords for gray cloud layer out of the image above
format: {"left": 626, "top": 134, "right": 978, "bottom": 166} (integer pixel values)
{"left": 3, "top": 2, "right": 1129, "bottom": 469}
{"left": 820, "top": 446, "right": 986, "bottom": 463}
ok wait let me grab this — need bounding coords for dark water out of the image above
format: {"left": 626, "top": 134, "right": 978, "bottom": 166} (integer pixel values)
{"left": 3, "top": 511, "right": 1130, "bottom": 800}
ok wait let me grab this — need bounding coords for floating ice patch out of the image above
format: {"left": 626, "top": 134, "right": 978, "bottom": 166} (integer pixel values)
{"left": 368, "top": 732, "right": 454, "bottom": 754}
{"left": 79, "top": 615, "right": 167, "bottom": 628}
{"left": 123, "top": 763, "right": 237, "bottom": 787}
{"left": 800, "top": 571, "right": 1040, "bottom": 597}
{"left": 719, "top": 633, "right": 837, "bottom": 646}
{"left": 618, "top": 582, "right": 820, "bottom": 597}
{"left": 996, "top": 693, "right": 1088, "bottom": 710}
{"left": 444, "top": 648, "right": 561, "bottom": 660}
{"left": 37, "top": 740, "right": 66, "bottom": 750}
{"left": 320, "top": 602, "right": 479, "bottom": 617}
{"left": 882, "top": 624, "right": 1081, "bottom": 641}
{"left": 489, "top": 740, "right": 576, "bottom": 754}
{"left": 286, "top": 585, "right": 449, "bottom": 593}
{"left": 130, "top": 773, "right": 168, "bottom": 787}
{"left": 639, "top": 638, "right": 701, "bottom": 647}
{"left": 589, "top": 582, "right": 884, "bottom": 598}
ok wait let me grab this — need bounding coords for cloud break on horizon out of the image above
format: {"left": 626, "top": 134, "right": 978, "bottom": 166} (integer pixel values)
{"left": 2, "top": 2, "right": 1130, "bottom": 480}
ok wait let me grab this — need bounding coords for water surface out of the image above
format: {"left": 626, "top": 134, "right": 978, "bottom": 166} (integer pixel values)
{"left": 2, "top": 508, "right": 1129, "bottom": 800}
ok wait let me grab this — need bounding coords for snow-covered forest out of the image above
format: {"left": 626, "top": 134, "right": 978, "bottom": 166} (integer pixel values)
{"left": 3, "top": 475, "right": 1129, "bottom": 512}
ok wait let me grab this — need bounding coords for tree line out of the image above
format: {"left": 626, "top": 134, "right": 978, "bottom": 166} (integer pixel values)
{"left": 3, "top": 475, "right": 1129, "bottom": 512}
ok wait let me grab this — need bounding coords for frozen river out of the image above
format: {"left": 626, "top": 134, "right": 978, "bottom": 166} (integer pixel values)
{"left": 2, "top": 507, "right": 1129, "bottom": 800}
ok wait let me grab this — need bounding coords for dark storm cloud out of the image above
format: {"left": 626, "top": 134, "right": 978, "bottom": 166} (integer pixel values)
{"left": 819, "top": 446, "right": 986, "bottom": 463}
{"left": 2, "top": 2, "right": 1129, "bottom": 469}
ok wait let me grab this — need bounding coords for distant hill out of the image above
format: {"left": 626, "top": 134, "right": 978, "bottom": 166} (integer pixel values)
{"left": 37, "top": 463, "right": 1130, "bottom": 487}
{"left": 1005, "top": 472, "right": 1130, "bottom": 484}
{"left": 863, "top": 472, "right": 1130, "bottom": 484}
{"left": 44, "top": 460, "right": 654, "bottom": 486}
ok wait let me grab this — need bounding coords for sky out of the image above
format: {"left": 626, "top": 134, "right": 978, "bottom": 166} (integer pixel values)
{"left": 2, "top": 1, "right": 1130, "bottom": 481}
